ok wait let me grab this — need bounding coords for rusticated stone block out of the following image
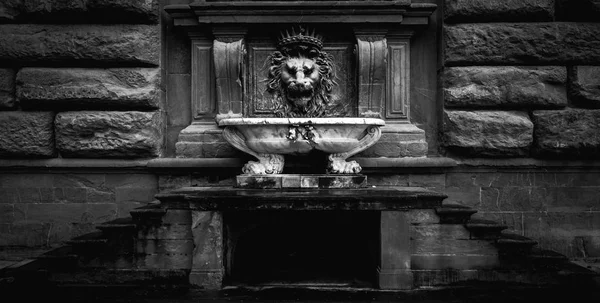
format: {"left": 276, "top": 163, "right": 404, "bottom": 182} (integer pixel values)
{"left": 0, "top": 68, "right": 15, "bottom": 109}
{"left": 445, "top": 0, "right": 554, "bottom": 23}
{"left": 444, "top": 66, "right": 567, "bottom": 109}
{"left": 443, "top": 110, "right": 533, "bottom": 157}
{"left": 556, "top": 0, "right": 600, "bottom": 21}
{"left": 411, "top": 224, "right": 471, "bottom": 240}
{"left": 0, "top": 24, "right": 159, "bottom": 66}
{"left": 55, "top": 111, "right": 162, "bottom": 158}
{"left": 568, "top": 66, "right": 600, "bottom": 108}
{"left": 532, "top": 109, "right": 600, "bottom": 158}
{"left": 0, "top": 111, "right": 55, "bottom": 157}
{"left": 0, "top": 0, "right": 159, "bottom": 23}
{"left": 445, "top": 23, "right": 600, "bottom": 66}
{"left": 17, "top": 68, "right": 160, "bottom": 110}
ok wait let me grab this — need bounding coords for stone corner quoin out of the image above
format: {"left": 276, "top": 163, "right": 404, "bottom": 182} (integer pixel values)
{"left": 443, "top": 66, "right": 567, "bottom": 109}
{"left": 444, "top": 22, "right": 600, "bottom": 66}
{"left": 0, "top": 111, "right": 56, "bottom": 158}
{"left": 0, "top": 0, "right": 159, "bottom": 24}
{"left": 444, "top": 0, "right": 555, "bottom": 23}
{"left": 442, "top": 110, "right": 534, "bottom": 157}
{"left": 16, "top": 67, "right": 161, "bottom": 111}
{"left": 531, "top": 109, "right": 600, "bottom": 158}
{"left": 0, "top": 24, "right": 160, "bottom": 66}
{"left": 55, "top": 111, "right": 163, "bottom": 159}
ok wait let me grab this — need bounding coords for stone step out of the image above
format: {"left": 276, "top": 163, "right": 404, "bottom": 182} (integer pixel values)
{"left": 465, "top": 219, "right": 508, "bottom": 239}
{"left": 435, "top": 204, "right": 478, "bottom": 224}
{"left": 35, "top": 246, "right": 78, "bottom": 271}
{"left": 67, "top": 231, "right": 109, "bottom": 246}
{"left": 130, "top": 204, "right": 167, "bottom": 224}
{"left": 528, "top": 248, "right": 569, "bottom": 266}
{"left": 47, "top": 268, "right": 190, "bottom": 286}
{"left": 495, "top": 233, "right": 538, "bottom": 255}
{"left": 96, "top": 217, "right": 136, "bottom": 232}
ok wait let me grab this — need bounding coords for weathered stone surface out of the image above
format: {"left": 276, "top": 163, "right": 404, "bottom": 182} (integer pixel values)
{"left": 568, "top": 66, "right": 600, "bottom": 108}
{"left": 0, "top": 111, "right": 55, "bottom": 157}
{"left": 443, "top": 110, "right": 533, "bottom": 157}
{"left": 556, "top": 0, "right": 600, "bottom": 21}
{"left": 444, "top": 66, "right": 567, "bottom": 109}
{"left": 55, "top": 111, "right": 162, "bottom": 158}
{"left": 0, "top": 24, "right": 159, "bottom": 66}
{"left": 444, "top": 0, "right": 554, "bottom": 23}
{"left": 532, "top": 109, "right": 600, "bottom": 158}
{"left": 17, "top": 68, "right": 160, "bottom": 110}
{"left": 445, "top": 23, "right": 600, "bottom": 66}
{"left": 0, "top": 0, "right": 159, "bottom": 23}
{"left": 0, "top": 68, "right": 15, "bottom": 109}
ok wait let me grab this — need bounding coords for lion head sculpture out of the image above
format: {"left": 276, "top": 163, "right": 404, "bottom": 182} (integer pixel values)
{"left": 266, "top": 27, "right": 340, "bottom": 118}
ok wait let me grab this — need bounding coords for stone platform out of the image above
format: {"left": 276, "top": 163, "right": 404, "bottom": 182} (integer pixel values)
{"left": 156, "top": 186, "right": 447, "bottom": 211}
{"left": 236, "top": 174, "right": 368, "bottom": 189}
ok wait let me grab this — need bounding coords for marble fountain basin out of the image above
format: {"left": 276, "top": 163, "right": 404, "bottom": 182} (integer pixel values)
{"left": 219, "top": 117, "right": 385, "bottom": 174}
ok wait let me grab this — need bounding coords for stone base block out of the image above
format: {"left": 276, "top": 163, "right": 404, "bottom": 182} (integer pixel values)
{"left": 189, "top": 269, "right": 224, "bottom": 289}
{"left": 175, "top": 124, "right": 241, "bottom": 158}
{"left": 378, "top": 268, "right": 413, "bottom": 290}
{"left": 357, "top": 123, "right": 428, "bottom": 158}
{"left": 236, "top": 174, "right": 367, "bottom": 189}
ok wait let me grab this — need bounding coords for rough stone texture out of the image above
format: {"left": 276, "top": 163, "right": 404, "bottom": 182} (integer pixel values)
{"left": 0, "top": 68, "right": 15, "bottom": 109}
{"left": 0, "top": 0, "right": 159, "bottom": 23}
{"left": 17, "top": 68, "right": 160, "bottom": 110}
{"left": 444, "top": 66, "right": 567, "bottom": 109}
{"left": 532, "top": 109, "right": 600, "bottom": 158}
{"left": 556, "top": 0, "right": 600, "bottom": 21}
{"left": 0, "top": 111, "right": 55, "bottom": 157}
{"left": 444, "top": 0, "right": 554, "bottom": 23}
{"left": 55, "top": 111, "right": 162, "bottom": 158}
{"left": 443, "top": 110, "right": 533, "bottom": 157}
{"left": 356, "top": 133, "right": 428, "bottom": 158}
{"left": 445, "top": 23, "right": 600, "bottom": 66}
{"left": 568, "top": 66, "right": 600, "bottom": 108}
{"left": 0, "top": 24, "right": 159, "bottom": 66}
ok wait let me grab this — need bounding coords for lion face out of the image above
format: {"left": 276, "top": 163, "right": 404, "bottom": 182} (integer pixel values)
{"left": 280, "top": 57, "right": 320, "bottom": 108}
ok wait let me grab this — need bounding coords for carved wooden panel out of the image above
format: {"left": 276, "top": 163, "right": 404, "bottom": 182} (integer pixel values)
{"left": 386, "top": 40, "right": 409, "bottom": 119}
{"left": 191, "top": 38, "right": 215, "bottom": 120}
{"left": 247, "top": 43, "right": 356, "bottom": 117}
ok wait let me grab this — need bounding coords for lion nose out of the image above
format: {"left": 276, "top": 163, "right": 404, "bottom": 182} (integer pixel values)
{"left": 295, "top": 71, "right": 311, "bottom": 88}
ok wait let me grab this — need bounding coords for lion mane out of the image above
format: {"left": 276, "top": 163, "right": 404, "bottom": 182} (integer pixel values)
{"left": 266, "top": 49, "right": 339, "bottom": 118}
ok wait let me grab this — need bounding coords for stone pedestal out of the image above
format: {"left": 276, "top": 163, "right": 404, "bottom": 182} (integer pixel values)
{"left": 379, "top": 211, "right": 413, "bottom": 290}
{"left": 155, "top": 186, "right": 447, "bottom": 289}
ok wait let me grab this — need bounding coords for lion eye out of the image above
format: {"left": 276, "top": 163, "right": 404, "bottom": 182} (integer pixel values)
{"left": 303, "top": 66, "right": 313, "bottom": 74}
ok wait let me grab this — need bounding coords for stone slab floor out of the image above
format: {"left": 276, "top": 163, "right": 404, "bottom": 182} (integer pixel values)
{"left": 2, "top": 283, "right": 600, "bottom": 303}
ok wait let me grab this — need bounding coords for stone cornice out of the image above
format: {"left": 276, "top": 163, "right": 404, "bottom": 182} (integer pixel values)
{"left": 165, "top": 1, "right": 437, "bottom": 27}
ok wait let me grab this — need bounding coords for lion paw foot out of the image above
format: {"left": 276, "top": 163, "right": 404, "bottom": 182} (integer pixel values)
{"left": 327, "top": 156, "right": 362, "bottom": 174}
{"left": 242, "top": 154, "right": 285, "bottom": 175}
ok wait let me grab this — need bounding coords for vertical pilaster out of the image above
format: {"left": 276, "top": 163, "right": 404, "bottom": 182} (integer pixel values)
{"left": 212, "top": 27, "right": 247, "bottom": 122}
{"left": 189, "top": 31, "right": 215, "bottom": 121}
{"left": 386, "top": 31, "right": 413, "bottom": 120}
{"left": 379, "top": 211, "right": 413, "bottom": 290}
{"left": 354, "top": 28, "right": 387, "bottom": 118}
{"left": 189, "top": 210, "right": 224, "bottom": 289}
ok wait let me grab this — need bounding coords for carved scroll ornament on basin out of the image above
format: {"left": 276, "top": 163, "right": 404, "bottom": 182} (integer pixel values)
{"left": 220, "top": 118, "right": 384, "bottom": 174}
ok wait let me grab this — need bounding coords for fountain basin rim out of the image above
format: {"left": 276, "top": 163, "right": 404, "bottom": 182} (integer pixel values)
{"left": 218, "top": 117, "right": 385, "bottom": 126}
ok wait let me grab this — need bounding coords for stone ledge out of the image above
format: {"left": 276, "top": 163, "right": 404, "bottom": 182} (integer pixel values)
{"left": 0, "top": 159, "right": 149, "bottom": 170}
{"left": 454, "top": 158, "right": 600, "bottom": 169}
{"left": 4, "top": 157, "right": 600, "bottom": 172}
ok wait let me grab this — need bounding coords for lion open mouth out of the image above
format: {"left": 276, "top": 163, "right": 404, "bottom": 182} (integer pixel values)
{"left": 286, "top": 84, "right": 315, "bottom": 106}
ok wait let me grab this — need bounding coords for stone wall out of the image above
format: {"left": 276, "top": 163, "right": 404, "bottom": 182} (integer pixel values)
{"left": 441, "top": 0, "right": 600, "bottom": 259}
{"left": 0, "top": 1, "right": 162, "bottom": 248}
